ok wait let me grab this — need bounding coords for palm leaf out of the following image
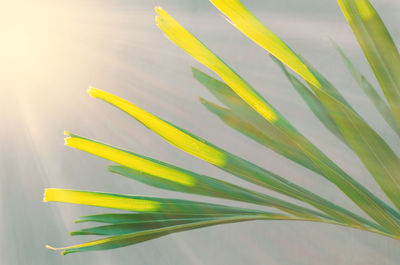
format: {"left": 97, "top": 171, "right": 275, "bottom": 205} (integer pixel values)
{"left": 45, "top": 0, "right": 400, "bottom": 255}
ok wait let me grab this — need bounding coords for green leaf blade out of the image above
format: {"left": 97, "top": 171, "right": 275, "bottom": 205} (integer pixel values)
{"left": 43, "top": 189, "right": 273, "bottom": 216}
{"left": 337, "top": 0, "right": 400, "bottom": 125}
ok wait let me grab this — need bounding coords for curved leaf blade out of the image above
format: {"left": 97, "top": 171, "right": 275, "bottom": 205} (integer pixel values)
{"left": 155, "top": 7, "right": 279, "bottom": 123}
{"left": 49, "top": 215, "right": 305, "bottom": 255}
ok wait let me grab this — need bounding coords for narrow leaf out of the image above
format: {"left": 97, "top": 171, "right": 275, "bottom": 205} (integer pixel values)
{"left": 71, "top": 219, "right": 206, "bottom": 236}
{"left": 209, "top": 0, "right": 320, "bottom": 88}
{"left": 337, "top": 0, "right": 400, "bottom": 125}
{"left": 75, "top": 213, "right": 224, "bottom": 224}
{"left": 271, "top": 56, "right": 348, "bottom": 145}
{"left": 333, "top": 42, "right": 400, "bottom": 136}
{"left": 43, "top": 189, "right": 272, "bottom": 216}
{"left": 155, "top": 7, "right": 279, "bottom": 123}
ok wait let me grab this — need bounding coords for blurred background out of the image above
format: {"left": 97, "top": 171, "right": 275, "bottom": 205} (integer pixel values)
{"left": 1, "top": 0, "right": 400, "bottom": 264}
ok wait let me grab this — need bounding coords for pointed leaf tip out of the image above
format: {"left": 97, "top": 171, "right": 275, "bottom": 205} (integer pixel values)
{"left": 87, "top": 86, "right": 97, "bottom": 95}
{"left": 46, "top": 244, "right": 60, "bottom": 251}
{"left": 88, "top": 87, "right": 104, "bottom": 99}
{"left": 154, "top": 6, "right": 163, "bottom": 13}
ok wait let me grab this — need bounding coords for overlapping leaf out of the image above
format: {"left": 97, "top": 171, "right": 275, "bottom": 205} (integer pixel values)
{"left": 109, "top": 165, "right": 325, "bottom": 219}
{"left": 271, "top": 56, "right": 348, "bottom": 145}
{"left": 48, "top": 214, "right": 302, "bottom": 255}
{"left": 199, "top": 98, "right": 317, "bottom": 172}
{"left": 87, "top": 88, "right": 385, "bottom": 230}
{"left": 45, "top": 189, "right": 314, "bottom": 254}
{"left": 193, "top": 69, "right": 400, "bottom": 232}
{"left": 193, "top": 67, "right": 319, "bottom": 173}
{"left": 205, "top": 0, "right": 400, "bottom": 233}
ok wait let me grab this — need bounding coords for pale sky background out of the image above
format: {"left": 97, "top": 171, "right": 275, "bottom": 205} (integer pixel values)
{"left": 1, "top": 0, "right": 400, "bottom": 264}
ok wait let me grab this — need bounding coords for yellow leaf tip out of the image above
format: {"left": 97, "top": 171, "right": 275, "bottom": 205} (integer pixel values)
{"left": 88, "top": 87, "right": 101, "bottom": 98}
{"left": 43, "top": 188, "right": 58, "bottom": 202}
{"left": 46, "top": 244, "right": 68, "bottom": 255}
{"left": 43, "top": 189, "right": 49, "bottom": 202}
{"left": 154, "top": 6, "right": 169, "bottom": 23}
{"left": 64, "top": 133, "right": 72, "bottom": 146}
{"left": 43, "top": 189, "right": 51, "bottom": 202}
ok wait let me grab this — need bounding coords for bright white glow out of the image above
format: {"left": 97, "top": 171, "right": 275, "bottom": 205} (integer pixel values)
{"left": 0, "top": 1, "right": 52, "bottom": 80}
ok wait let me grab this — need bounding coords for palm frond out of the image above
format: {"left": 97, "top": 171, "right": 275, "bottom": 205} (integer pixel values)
{"left": 45, "top": 0, "right": 400, "bottom": 255}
